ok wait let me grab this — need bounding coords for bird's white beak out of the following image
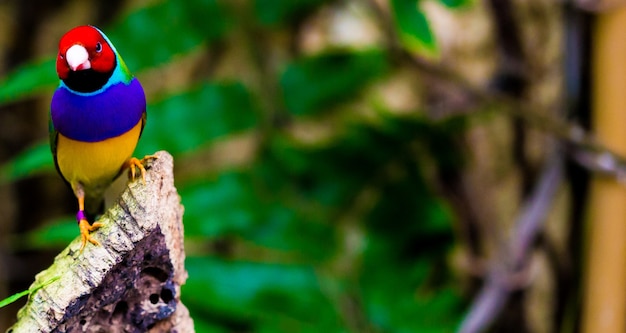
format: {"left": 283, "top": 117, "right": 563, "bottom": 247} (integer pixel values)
{"left": 66, "top": 44, "right": 91, "bottom": 71}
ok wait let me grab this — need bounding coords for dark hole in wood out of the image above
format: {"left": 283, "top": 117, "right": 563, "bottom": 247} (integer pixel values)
{"left": 112, "top": 301, "right": 128, "bottom": 319}
{"left": 141, "top": 266, "right": 168, "bottom": 282}
{"left": 161, "top": 287, "right": 174, "bottom": 303}
{"left": 149, "top": 293, "right": 159, "bottom": 304}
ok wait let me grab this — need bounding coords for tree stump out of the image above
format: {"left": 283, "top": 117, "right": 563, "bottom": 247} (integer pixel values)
{"left": 7, "top": 151, "right": 194, "bottom": 333}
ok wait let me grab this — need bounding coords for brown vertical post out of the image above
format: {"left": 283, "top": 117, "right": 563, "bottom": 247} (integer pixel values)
{"left": 583, "top": 8, "right": 626, "bottom": 333}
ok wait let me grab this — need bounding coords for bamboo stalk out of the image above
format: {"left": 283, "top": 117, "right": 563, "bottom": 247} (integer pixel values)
{"left": 582, "top": 8, "right": 626, "bottom": 333}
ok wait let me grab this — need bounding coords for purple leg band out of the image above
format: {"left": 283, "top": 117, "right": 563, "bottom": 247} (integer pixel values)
{"left": 76, "top": 210, "right": 87, "bottom": 222}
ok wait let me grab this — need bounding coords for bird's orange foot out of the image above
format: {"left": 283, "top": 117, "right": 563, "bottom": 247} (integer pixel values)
{"left": 77, "top": 211, "right": 102, "bottom": 252}
{"left": 126, "top": 155, "right": 159, "bottom": 184}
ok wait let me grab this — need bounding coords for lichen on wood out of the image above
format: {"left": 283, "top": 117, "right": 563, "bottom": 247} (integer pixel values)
{"left": 7, "top": 151, "right": 193, "bottom": 333}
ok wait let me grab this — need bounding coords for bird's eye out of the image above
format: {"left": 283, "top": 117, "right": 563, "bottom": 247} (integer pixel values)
{"left": 95, "top": 42, "right": 102, "bottom": 52}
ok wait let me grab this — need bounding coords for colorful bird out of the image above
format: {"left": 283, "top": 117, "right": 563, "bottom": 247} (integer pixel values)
{"left": 50, "top": 25, "right": 155, "bottom": 251}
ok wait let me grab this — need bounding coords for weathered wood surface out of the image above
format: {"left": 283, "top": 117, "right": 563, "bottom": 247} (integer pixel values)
{"left": 8, "top": 151, "right": 193, "bottom": 333}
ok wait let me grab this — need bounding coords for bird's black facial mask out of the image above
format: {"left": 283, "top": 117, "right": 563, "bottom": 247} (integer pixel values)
{"left": 64, "top": 66, "right": 115, "bottom": 93}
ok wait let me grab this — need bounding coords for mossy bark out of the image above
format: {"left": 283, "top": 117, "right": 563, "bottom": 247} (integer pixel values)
{"left": 7, "top": 151, "right": 193, "bottom": 333}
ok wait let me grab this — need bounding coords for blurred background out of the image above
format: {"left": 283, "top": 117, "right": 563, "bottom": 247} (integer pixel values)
{"left": 2, "top": 0, "right": 624, "bottom": 332}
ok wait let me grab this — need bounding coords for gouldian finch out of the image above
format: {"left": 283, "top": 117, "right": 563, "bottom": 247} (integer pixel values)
{"left": 50, "top": 25, "right": 155, "bottom": 250}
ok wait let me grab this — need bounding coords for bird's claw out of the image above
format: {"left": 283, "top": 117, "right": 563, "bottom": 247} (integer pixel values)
{"left": 127, "top": 155, "right": 159, "bottom": 184}
{"left": 78, "top": 219, "right": 102, "bottom": 252}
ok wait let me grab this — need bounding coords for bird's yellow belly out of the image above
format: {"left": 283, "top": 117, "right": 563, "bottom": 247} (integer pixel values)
{"left": 56, "top": 121, "right": 143, "bottom": 187}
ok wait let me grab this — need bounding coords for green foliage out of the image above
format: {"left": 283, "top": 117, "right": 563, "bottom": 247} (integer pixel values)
{"left": 109, "top": 0, "right": 231, "bottom": 70}
{"left": 182, "top": 170, "right": 337, "bottom": 261}
{"left": 254, "top": 0, "right": 328, "bottom": 26}
{"left": 0, "top": 142, "right": 54, "bottom": 183}
{"left": 184, "top": 257, "right": 343, "bottom": 331}
{"left": 438, "top": 0, "right": 473, "bottom": 8}
{"left": 280, "top": 50, "right": 388, "bottom": 115}
{"left": 0, "top": 276, "right": 59, "bottom": 309}
{"left": 13, "top": 218, "right": 76, "bottom": 250}
{"left": 0, "top": 59, "right": 56, "bottom": 105}
{"left": 136, "top": 82, "right": 259, "bottom": 156}
{"left": 360, "top": 146, "right": 460, "bottom": 331}
{"left": 391, "top": 0, "right": 438, "bottom": 57}
{"left": 0, "top": 0, "right": 472, "bottom": 331}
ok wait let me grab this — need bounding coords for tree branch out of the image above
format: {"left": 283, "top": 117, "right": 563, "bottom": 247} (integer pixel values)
{"left": 458, "top": 144, "right": 564, "bottom": 333}
{"left": 366, "top": 0, "right": 626, "bottom": 185}
{"left": 8, "top": 151, "right": 193, "bottom": 333}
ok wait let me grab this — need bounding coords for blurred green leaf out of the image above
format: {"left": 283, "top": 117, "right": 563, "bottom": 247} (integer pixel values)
{"left": 0, "top": 142, "right": 54, "bottom": 183}
{"left": 247, "top": 203, "right": 336, "bottom": 260}
{"left": 108, "top": 0, "right": 231, "bottom": 70}
{"left": 181, "top": 170, "right": 337, "bottom": 260}
{"left": 362, "top": 218, "right": 461, "bottom": 332}
{"left": 438, "top": 0, "right": 473, "bottom": 8}
{"left": 13, "top": 218, "right": 75, "bottom": 250}
{"left": 365, "top": 165, "right": 454, "bottom": 255}
{"left": 254, "top": 0, "right": 327, "bottom": 26}
{"left": 183, "top": 257, "right": 342, "bottom": 331}
{"left": 136, "top": 82, "right": 259, "bottom": 156}
{"left": 391, "top": 0, "right": 438, "bottom": 57}
{"left": 181, "top": 171, "right": 259, "bottom": 238}
{"left": 263, "top": 116, "right": 436, "bottom": 207}
{"left": 187, "top": 318, "right": 229, "bottom": 333}
{"left": 357, "top": 141, "right": 462, "bottom": 331}
{"left": 363, "top": 270, "right": 463, "bottom": 333}
{"left": 280, "top": 49, "right": 388, "bottom": 115}
{"left": 0, "top": 59, "right": 56, "bottom": 105}
{"left": 263, "top": 132, "right": 380, "bottom": 207}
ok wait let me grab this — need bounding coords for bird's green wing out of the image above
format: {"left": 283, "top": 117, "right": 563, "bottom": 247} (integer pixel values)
{"left": 48, "top": 117, "right": 68, "bottom": 185}
{"left": 139, "top": 110, "right": 147, "bottom": 138}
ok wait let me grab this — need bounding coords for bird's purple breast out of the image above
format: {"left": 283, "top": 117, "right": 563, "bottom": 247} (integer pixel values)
{"left": 51, "top": 78, "right": 145, "bottom": 142}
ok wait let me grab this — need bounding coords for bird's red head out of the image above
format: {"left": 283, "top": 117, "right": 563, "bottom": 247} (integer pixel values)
{"left": 56, "top": 25, "right": 116, "bottom": 80}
